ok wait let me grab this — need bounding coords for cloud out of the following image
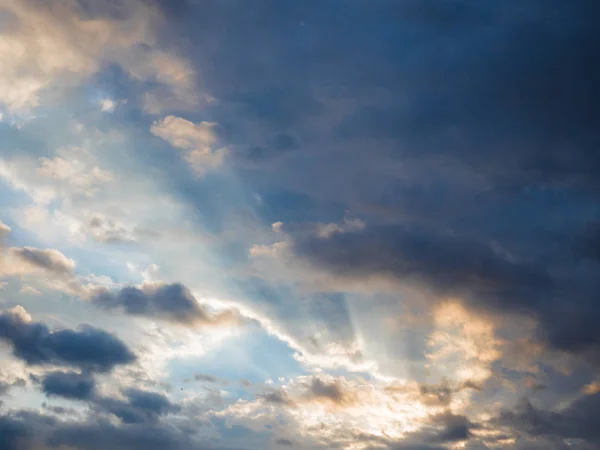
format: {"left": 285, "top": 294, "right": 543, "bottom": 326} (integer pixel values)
{"left": 498, "top": 393, "right": 600, "bottom": 445}
{"left": 0, "top": 147, "right": 113, "bottom": 206}
{"left": 91, "top": 282, "right": 239, "bottom": 327}
{"left": 427, "top": 413, "right": 472, "bottom": 443}
{"left": 0, "top": 0, "right": 197, "bottom": 112}
{"left": 0, "top": 306, "right": 136, "bottom": 372}
{"left": 281, "top": 223, "right": 600, "bottom": 359}
{"left": 42, "top": 371, "right": 96, "bottom": 400}
{"left": 47, "top": 419, "right": 199, "bottom": 450}
{"left": 0, "top": 219, "right": 11, "bottom": 241}
{"left": 151, "top": 115, "right": 227, "bottom": 174}
{"left": 306, "top": 377, "right": 348, "bottom": 405}
{"left": 5, "top": 247, "right": 75, "bottom": 276}
{"left": 96, "top": 388, "right": 180, "bottom": 424}
{"left": 0, "top": 415, "right": 31, "bottom": 450}
{"left": 259, "top": 388, "right": 295, "bottom": 407}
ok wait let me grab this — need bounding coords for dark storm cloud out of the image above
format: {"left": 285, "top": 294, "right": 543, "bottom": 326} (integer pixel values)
{"left": 0, "top": 308, "right": 136, "bottom": 372}
{"left": 42, "top": 371, "right": 96, "bottom": 400}
{"left": 152, "top": 0, "right": 600, "bottom": 364}
{"left": 92, "top": 283, "right": 237, "bottom": 326}
{"left": 293, "top": 225, "right": 551, "bottom": 311}
{"left": 290, "top": 222, "right": 600, "bottom": 357}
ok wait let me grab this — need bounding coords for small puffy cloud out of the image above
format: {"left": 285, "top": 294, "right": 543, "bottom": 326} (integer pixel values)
{"left": 42, "top": 371, "right": 96, "bottom": 400}
{"left": 0, "top": 306, "right": 135, "bottom": 372}
{"left": 91, "top": 282, "right": 240, "bottom": 327}
{"left": 151, "top": 115, "right": 227, "bottom": 174}
{"left": 151, "top": 116, "right": 218, "bottom": 149}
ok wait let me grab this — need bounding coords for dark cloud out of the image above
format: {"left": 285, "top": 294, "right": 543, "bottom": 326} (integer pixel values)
{"left": 575, "top": 221, "right": 600, "bottom": 263}
{"left": 289, "top": 223, "right": 600, "bottom": 357}
{"left": 92, "top": 283, "right": 237, "bottom": 326}
{"left": 275, "top": 438, "right": 294, "bottom": 446}
{"left": 10, "top": 247, "right": 74, "bottom": 275}
{"left": 259, "top": 389, "right": 295, "bottom": 407}
{"left": 0, "top": 307, "right": 136, "bottom": 372}
{"left": 419, "top": 383, "right": 453, "bottom": 407}
{"left": 306, "top": 377, "right": 355, "bottom": 406}
{"left": 42, "top": 371, "right": 96, "bottom": 400}
{"left": 235, "top": 133, "right": 299, "bottom": 164}
{"left": 150, "top": 0, "right": 600, "bottom": 367}
{"left": 428, "top": 413, "right": 472, "bottom": 443}
{"left": 0, "top": 415, "right": 32, "bottom": 450}
{"left": 292, "top": 224, "right": 550, "bottom": 311}
{"left": 95, "top": 388, "right": 179, "bottom": 424}
{"left": 499, "top": 393, "right": 600, "bottom": 445}
{"left": 47, "top": 419, "right": 198, "bottom": 450}
{"left": 123, "top": 388, "right": 178, "bottom": 417}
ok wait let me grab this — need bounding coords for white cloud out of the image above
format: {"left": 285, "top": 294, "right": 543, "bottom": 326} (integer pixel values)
{"left": 0, "top": 0, "right": 197, "bottom": 113}
{"left": 100, "top": 98, "right": 116, "bottom": 112}
{"left": 0, "top": 146, "right": 113, "bottom": 205}
{"left": 151, "top": 115, "right": 228, "bottom": 174}
{"left": 0, "top": 219, "right": 11, "bottom": 240}
{"left": 19, "top": 284, "right": 42, "bottom": 295}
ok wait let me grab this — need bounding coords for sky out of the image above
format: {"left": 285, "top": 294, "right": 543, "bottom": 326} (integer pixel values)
{"left": 0, "top": 1, "right": 599, "bottom": 449}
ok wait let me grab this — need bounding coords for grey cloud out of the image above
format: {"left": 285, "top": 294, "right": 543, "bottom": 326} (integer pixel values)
{"left": 289, "top": 224, "right": 600, "bottom": 357}
{"left": 0, "top": 408, "right": 200, "bottom": 450}
{"left": 575, "top": 221, "right": 600, "bottom": 263}
{"left": 306, "top": 377, "right": 355, "bottom": 406}
{"left": 0, "top": 307, "right": 136, "bottom": 372}
{"left": 192, "top": 373, "right": 227, "bottom": 385}
{"left": 47, "top": 419, "right": 200, "bottom": 450}
{"left": 428, "top": 413, "right": 472, "bottom": 443}
{"left": 292, "top": 224, "right": 550, "bottom": 311}
{"left": 42, "top": 371, "right": 96, "bottom": 400}
{"left": 235, "top": 132, "right": 299, "bottom": 164}
{"left": 0, "top": 378, "right": 25, "bottom": 397}
{"left": 418, "top": 383, "right": 453, "bottom": 407}
{"left": 0, "top": 415, "right": 32, "bottom": 450}
{"left": 259, "top": 389, "right": 295, "bottom": 407}
{"left": 194, "top": 374, "right": 218, "bottom": 383}
{"left": 92, "top": 283, "right": 238, "bottom": 326}
{"left": 498, "top": 394, "right": 600, "bottom": 445}
{"left": 123, "top": 388, "right": 179, "bottom": 417}
{"left": 10, "top": 247, "right": 75, "bottom": 276}
{"left": 87, "top": 216, "right": 135, "bottom": 244}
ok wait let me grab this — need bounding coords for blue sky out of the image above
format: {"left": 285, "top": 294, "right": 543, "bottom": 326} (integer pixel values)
{"left": 1, "top": 1, "right": 600, "bottom": 449}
